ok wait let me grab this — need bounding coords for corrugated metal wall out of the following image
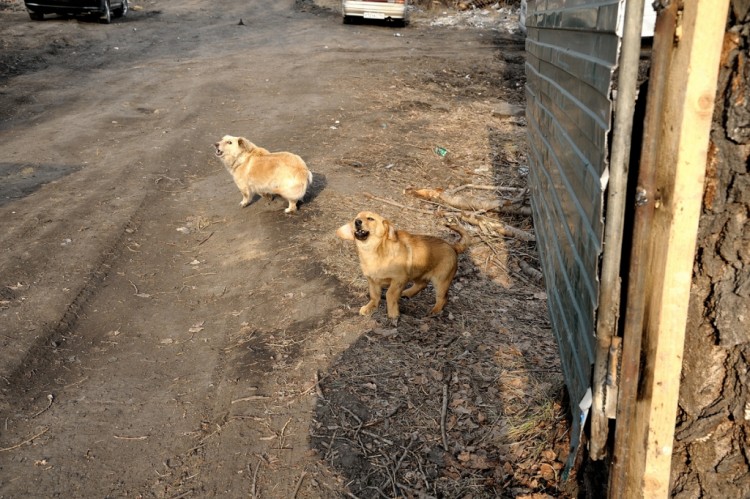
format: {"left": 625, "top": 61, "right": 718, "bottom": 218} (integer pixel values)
{"left": 524, "top": 0, "right": 621, "bottom": 454}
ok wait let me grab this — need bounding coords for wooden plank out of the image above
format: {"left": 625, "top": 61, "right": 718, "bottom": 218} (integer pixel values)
{"left": 612, "top": 1, "right": 730, "bottom": 497}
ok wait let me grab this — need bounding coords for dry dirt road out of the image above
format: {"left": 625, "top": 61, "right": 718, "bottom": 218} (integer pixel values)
{"left": 0, "top": 1, "right": 569, "bottom": 497}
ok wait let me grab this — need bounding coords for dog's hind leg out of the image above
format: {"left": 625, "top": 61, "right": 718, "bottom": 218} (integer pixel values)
{"left": 429, "top": 271, "right": 456, "bottom": 316}
{"left": 402, "top": 280, "right": 428, "bottom": 299}
{"left": 284, "top": 198, "right": 298, "bottom": 213}
{"left": 429, "top": 286, "right": 449, "bottom": 315}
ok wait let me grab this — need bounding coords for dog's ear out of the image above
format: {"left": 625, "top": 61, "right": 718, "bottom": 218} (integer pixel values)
{"left": 237, "top": 137, "right": 252, "bottom": 151}
{"left": 384, "top": 220, "right": 398, "bottom": 241}
{"left": 336, "top": 223, "right": 355, "bottom": 241}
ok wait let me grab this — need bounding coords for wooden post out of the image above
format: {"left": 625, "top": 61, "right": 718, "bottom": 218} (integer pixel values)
{"left": 610, "top": 0, "right": 729, "bottom": 497}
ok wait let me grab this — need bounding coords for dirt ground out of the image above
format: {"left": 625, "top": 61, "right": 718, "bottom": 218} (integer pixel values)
{"left": 0, "top": 0, "right": 574, "bottom": 497}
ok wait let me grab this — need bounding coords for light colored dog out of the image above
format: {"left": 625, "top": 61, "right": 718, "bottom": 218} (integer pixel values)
{"left": 337, "top": 211, "right": 469, "bottom": 323}
{"left": 214, "top": 135, "right": 312, "bottom": 213}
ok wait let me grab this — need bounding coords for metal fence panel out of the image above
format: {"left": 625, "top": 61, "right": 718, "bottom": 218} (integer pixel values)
{"left": 524, "top": 0, "right": 620, "bottom": 458}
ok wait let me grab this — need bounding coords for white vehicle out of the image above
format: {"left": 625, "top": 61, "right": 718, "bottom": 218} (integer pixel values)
{"left": 342, "top": 0, "right": 408, "bottom": 25}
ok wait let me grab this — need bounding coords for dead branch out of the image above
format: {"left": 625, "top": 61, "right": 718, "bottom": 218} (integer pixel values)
{"left": 447, "top": 184, "right": 525, "bottom": 195}
{"left": 406, "top": 186, "right": 502, "bottom": 211}
{"left": 363, "top": 192, "right": 434, "bottom": 215}
{"left": 459, "top": 213, "right": 536, "bottom": 242}
{"left": 518, "top": 259, "right": 544, "bottom": 282}
{"left": 405, "top": 186, "right": 532, "bottom": 215}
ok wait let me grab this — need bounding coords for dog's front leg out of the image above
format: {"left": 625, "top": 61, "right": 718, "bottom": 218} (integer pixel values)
{"left": 239, "top": 188, "right": 252, "bottom": 207}
{"left": 385, "top": 281, "right": 407, "bottom": 325}
{"left": 359, "top": 279, "right": 382, "bottom": 316}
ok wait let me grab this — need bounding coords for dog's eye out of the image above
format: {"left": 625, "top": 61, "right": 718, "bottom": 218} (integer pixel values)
{"left": 227, "top": 141, "right": 232, "bottom": 145}
{"left": 366, "top": 217, "right": 374, "bottom": 221}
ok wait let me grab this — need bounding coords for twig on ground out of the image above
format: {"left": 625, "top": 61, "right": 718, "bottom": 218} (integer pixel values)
{"left": 169, "top": 491, "right": 193, "bottom": 499}
{"left": 231, "top": 395, "right": 269, "bottom": 404}
{"left": 251, "top": 457, "right": 262, "bottom": 499}
{"left": 341, "top": 406, "right": 363, "bottom": 426}
{"left": 324, "top": 430, "right": 338, "bottom": 461}
{"left": 292, "top": 471, "right": 308, "bottom": 499}
{"left": 364, "top": 403, "right": 403, "bottom": 427}
{"left": 195, "top": 231, "right": 214, "bottom": 247}
{"left": 441, "top": 383, "right": 449, "bottom": 451}
{"left": 364, "top": 192, "right": 434, "bottom": 215}
{"left": 278, "top": 417, "right": 292, "bottom": 449}
{"left": 314, "top": 371, "right": 325, "bottom": 400}
{"left": 396, "top": 482, "right": 438, "bottom": 499}
{"left": 0, "top": 427, "right": 49, "bottom": 452}
{"left": 361, "top": 429, "right": 394, "bottom": 446}
{"left": 31, "top": 394, "right": 54, "bottom": 419}
{"left": 380, "top": 436, "right": 416, "bottom": 497}
{"left": 297, "top": 371, "right": 327, "bottom": 400}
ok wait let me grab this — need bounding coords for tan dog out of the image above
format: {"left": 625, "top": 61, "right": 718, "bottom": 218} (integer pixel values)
{"left": 337, "top": 211, "right": 469, "bottom": 323}
{"left": 214, "top": 135, "right": 312, "bottom": 213}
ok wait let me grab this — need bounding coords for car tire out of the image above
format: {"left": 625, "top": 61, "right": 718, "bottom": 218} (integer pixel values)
{"left": 113, "top": 0, "right": 128, "bottom": 19}
{"left": 28, "top": 11, "right": 44, "bottom": 21}
{"left": 99, "top": 0, "right": 112, "bottom": 24}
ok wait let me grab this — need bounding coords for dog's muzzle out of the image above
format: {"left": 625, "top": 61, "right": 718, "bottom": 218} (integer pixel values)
{"left": 214, "top": 143, "right": 224, "bottom": 157}
{"left": 354, "top": 219, "right": 369, "bottom": 241}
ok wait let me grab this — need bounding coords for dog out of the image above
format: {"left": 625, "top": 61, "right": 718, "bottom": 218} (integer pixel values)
{"left": 336, "top": 211, "right": 469, "bottom": 324}
{"left": 214, "top": 135, "right": 312, "bottom": 213}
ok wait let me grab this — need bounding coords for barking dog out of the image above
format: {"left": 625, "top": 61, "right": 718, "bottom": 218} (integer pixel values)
{"left": 214, "top": 135, "right": 312, "bottom": 213}
{"left": 337, "top": 211, "right": 469, "bottom": 324}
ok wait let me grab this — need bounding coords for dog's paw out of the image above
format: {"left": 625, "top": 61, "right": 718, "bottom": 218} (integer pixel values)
{"left": 387, "top": 316, "right": 400, "bottom": 327}
{"left": 359, "top": 304, "right": 376, "bottom": 316}
{"left": 239, "top": 200, "right": 249, "bottom": 208}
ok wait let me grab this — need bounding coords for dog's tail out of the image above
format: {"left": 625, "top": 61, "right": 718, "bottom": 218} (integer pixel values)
{"left": 307, "top": 170, "right": 313, "bottom": 188}
{"left": 446, "top": 223, "right": 471, "bottom": 254}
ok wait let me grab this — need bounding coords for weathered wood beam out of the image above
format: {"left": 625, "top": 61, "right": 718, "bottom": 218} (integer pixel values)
{"left": 610, "top": 1, "right": 730, "bottom": 497}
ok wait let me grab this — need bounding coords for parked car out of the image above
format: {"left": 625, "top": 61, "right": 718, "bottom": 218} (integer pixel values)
{"left": 23, "top": 0, "right": 128, "bottom": 24}
{"left": 342, "top": 0, "right": 408, "bottom": 26}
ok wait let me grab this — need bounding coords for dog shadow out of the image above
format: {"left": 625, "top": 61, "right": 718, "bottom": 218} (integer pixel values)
{"left": 305, "top": 171, "right": 327, "bottom": 205}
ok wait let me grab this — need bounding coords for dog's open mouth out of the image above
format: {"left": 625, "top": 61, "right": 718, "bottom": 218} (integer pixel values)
{"left": 214, "top": 148, "right": 224, "bottom": 157}
{"left": 354, "top": 229, "right": 369, "bottom": 241}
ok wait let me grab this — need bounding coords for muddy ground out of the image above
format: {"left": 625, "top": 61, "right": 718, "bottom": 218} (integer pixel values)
{"left": 0, "top": 0, "right": 574, "bottom": 497}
